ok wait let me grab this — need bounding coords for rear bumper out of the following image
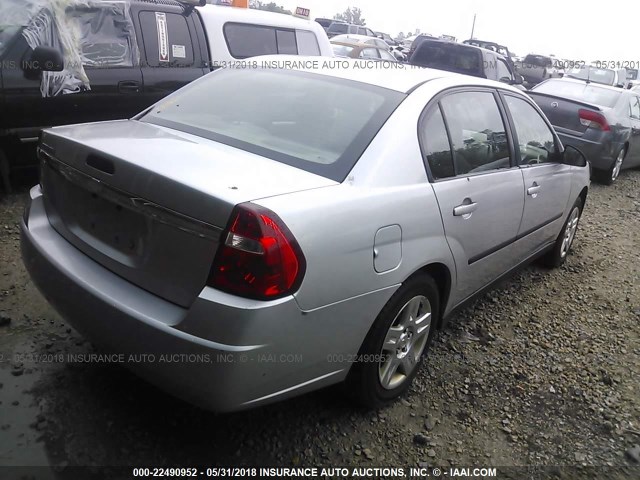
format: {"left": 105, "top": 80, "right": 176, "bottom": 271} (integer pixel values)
{"left": 555, "top": 130, "right": 618, "bottom": 171}
{"left": 21, "top": 187, "right": 390, "bottom": 411}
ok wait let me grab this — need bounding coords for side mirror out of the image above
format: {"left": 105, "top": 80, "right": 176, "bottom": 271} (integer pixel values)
{"left": 513, "top": 74, "right": 524, "bottom": 85}
{"left": 562, "top": 144, "right": 588, "bottom": 167}
{"left": 499, "top": 76, "right": 512, "bottom": 84}
{"left": 27, "top": 46, "right": 64, "bottom": 73}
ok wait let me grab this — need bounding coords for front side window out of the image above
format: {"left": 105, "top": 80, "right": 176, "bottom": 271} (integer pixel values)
{"left": 142, "top": 69, "right": 405, "bottom": 181}
{"left": 440, "top": 91, "right": 511, "bottom": 175}
{"left": 68, "top": 7, "right": 139, "bottom": 68}
{"left": 420, "top": 107, "right": 455, "bottom": 180}
{"left": 505, "top": 95, "right": 556, "bottom": 165}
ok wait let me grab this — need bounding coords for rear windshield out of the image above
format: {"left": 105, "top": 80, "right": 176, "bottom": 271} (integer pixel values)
{"left": 411, "top": 43, "right": 483, "bottom": 77}
{"left": 141, "top": 69, "right": 405, "bottom": 182}
{"left": 533, "top": 80, "right": 621, "bottom": 108}
{"left": 524, "top": 55, "right": 551, "bottom": 67}
{"left": 565, "top": 67, "right": 615, "bottom": 86}
{"left": 327, "top": 23, "right": 348, "bottom": 34}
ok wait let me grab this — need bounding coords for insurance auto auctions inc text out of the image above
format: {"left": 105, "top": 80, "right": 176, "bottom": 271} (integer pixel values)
{"left": 254, "top": 467, "right": 497, "bottom": 478}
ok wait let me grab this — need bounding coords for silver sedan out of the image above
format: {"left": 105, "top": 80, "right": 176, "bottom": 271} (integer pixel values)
{"left": 21, "top": 59, "right": 590, "bottom": 412}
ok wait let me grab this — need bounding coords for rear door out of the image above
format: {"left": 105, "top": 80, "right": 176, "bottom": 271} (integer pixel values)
{"left": 502, "top": 93, "right": 572, "bottom": 249}
{"left": 420, "top": 89, "right": 525, "bottom": 300}
{"left": 136, "top": 6, "right": 207, "bottom": 107}
{"left": 626, "top": 95, "right": 640, "bottom": 165}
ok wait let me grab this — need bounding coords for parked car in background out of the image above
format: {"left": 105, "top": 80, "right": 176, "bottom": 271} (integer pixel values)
{"left": 529, "top": 78, "right": 640, "bottom": 184}
{"left": 564, "top": 66, "right": 629, "bottom": 89}
{"left": 627, "top": 68, "right": 640, "bottom": 89}
{"left": 406, "top": 33, "right": 437, "bottom": 58}
{"left": 375, "top": 31, "right": 398, "bottom": 46}
{"left": 0, "top": 0, "right": 331, "bottom": 193}
{"left": 314, "top": 17, "right": 334, "bottom": 31}
{"left": 409, "top": 39, "right": 525, "bottom": 90}
{"left": 326, "top": 22, "right": 375, "bottom": 39}
{"left": 331, "top": 38, "right": 398, "bottom": 62}
{"left": 331, "top": 34, "right": 403, "bottom": 61}
{"left": 21, "top": 59, "right": 589, "bottom": 412}
{"left": 519, "top": 54, "right": 562, "bottom": 87}
{"left": 463, "top": 39, "right": 515, "bottom": 67}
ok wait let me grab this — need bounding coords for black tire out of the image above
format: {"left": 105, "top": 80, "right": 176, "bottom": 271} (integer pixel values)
{"left": 346, "top": 273, "right": 440, "bottom": 409}
{"left": 543, "top": 197, "right": 583, "bottom": 268}
{"left": 594, "top": 148, "right": 625, "bottom": 185}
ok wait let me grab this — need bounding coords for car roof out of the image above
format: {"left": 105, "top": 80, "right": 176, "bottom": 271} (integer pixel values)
{"left": 251, "top": 56, "right": 522, "bottom": 94}
{"left": 196, "top": 4, "right": 321, "bottom": 30}
{"left": 330, "top": 34, "right": 377, "bottom": 43}
{"left": 414, "top": 38, "right": 509, "bottom": 60}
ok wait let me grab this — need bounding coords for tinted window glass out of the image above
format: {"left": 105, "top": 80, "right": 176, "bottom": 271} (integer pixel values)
{"left": 276, "top": 29, "right": 297, "bottom": 55}
{"left": 440, "top": 92, "right": 511, "bottom": 175}
{"left": 411, "top": 43, "right": 483, "bottom": 77}
{"left": 224, "top": 23, "right": 277, "bottom": 58}
{"left": 505, "top": 96, "right": 556, "bottom": 165}
{"left": 296, "top": 30, "right": 320, "bottom": 55}
{"left": 327, "top": 23, "right": 348, "bottom": 34}
{"left": 139, "top": 11, "right": 194, "bottom": 67}
{"left": 524, "top": 55, "right": 551, "bottom": 67}
{"left": 0, "top": 26, "right": 20, "bottom": 57}
{"left": 69, "top": 7, "right": 138, "bottom": 67}
{"left": 142, "top": 69, "right": 405, "bottom": 182}
{"left": 421, "top": 107, "right": 454, "bottom": 179}
{"left": 533, "top": 79, "right": 621, "bottom": 108}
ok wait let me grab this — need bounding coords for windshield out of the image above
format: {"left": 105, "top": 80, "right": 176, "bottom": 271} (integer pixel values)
{"left": 533, "top": 79, "right": 621, "bottom": 108}
{"left": 328, "top": 23, "right": 348, "bottom": 34}
{"left": 141, "top": 69, "right": 405, "bottom": 182}
{"left": 0, "top": 25, "right": 21, "bottom": 57}
{"left": 565, "top": 67, "right": 615, "bottom": 86}
{"left": 332, "top": 44, "right": 355, "bottom": 57}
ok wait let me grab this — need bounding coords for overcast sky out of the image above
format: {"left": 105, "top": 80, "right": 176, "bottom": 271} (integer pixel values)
{"left": 280, "top": 0, "right": 639, "bottom": 62}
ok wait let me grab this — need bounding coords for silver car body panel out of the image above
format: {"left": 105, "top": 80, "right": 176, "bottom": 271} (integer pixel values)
{"left": 21, "top": 64, "right": 591, "bottom": 411}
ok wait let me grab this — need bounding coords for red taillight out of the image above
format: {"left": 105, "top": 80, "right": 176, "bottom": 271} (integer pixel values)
{"left": 578, "top": 109, "right": 610, "bottom": 131}
{"left": 208, "top": 203, "right": 306, "bottom": 300}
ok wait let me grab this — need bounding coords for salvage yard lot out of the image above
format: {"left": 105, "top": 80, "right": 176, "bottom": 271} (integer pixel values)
{"left": 0, "top": 171, "right": 639, "bottom": 469}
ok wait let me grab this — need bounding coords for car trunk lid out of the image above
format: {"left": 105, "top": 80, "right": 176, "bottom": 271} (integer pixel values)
{"left": 528, "top": 91, "right": 607, "bottom": 135}
{"left": 38, "top": 120, "right": 337, "bottom": 307}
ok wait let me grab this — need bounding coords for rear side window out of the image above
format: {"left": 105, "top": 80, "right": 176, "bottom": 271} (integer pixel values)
{"left": 420, "top": 107, "right": 455, "bottom": 180}
{"left": 327, "top": 23, "right": 348, "bottom": 34}
{"left": 505, "top": 96, "right": 556, "bottom": 164}
{"left": 224, "top": 24, "right": 320, "bottom": 58}
{"left": 139, "top": 11, "right": 194, "bottom": 67}
{"left": 440, "top": 91, "right": 511, "bottom": 175}
{"left": 295, "top": 30, "right": 320, "bottom": 56}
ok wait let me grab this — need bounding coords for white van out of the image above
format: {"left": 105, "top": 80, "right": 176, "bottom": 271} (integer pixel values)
{"left": 196, "top": 4, "right": 333, "bottom": 66}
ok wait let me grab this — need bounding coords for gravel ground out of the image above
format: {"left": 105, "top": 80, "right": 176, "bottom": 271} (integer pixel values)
{"left": 0, "top": 169, "right": 639, "bottom": 477}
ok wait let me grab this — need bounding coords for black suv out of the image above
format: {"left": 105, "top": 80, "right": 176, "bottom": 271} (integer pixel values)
{"left": 409, "top": 39, "right": 524, "bottom": 88}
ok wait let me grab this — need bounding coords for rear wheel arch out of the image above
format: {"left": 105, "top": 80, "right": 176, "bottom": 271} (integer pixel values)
{"left": 411, "top": 263, "right": 451, "bottom": 329}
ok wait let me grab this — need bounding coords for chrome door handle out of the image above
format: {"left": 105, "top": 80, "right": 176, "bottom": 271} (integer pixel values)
{"left": 527, "top": 184, "right": 542, "bottom": 196}
{"left": 453, "top": 202, "right": 478, "bottom": 217}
